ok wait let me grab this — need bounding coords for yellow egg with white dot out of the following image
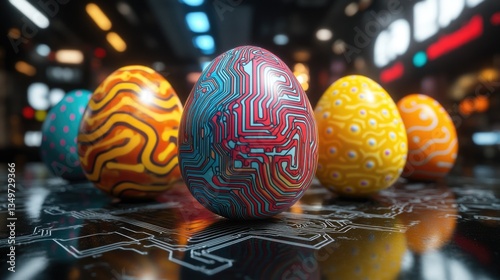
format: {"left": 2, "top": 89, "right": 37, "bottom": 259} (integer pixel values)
{"left": 314, "top": 75, "right": 408, "bottom": 196}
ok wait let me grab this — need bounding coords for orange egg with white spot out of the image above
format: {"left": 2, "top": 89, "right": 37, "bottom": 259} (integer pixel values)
{"left": 397, "top": 94, "right": 458, "bottom": 181}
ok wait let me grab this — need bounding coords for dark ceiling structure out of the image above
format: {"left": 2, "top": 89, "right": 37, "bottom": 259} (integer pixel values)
{"left": 0, "top": 0, "right": 375, "bottom": 101}
{"left": 1, "top": 0, "right": 499, "bottom": 103}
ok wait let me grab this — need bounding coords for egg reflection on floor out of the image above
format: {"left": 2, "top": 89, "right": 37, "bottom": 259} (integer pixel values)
{"left": 316, "top": 217, "right": 407, "bottom": 279}
{"left": 402, "top": 205, "right": 457, "bottom": 254}
{"left": 375, "top": 183, "right": 458, "bottom": 254}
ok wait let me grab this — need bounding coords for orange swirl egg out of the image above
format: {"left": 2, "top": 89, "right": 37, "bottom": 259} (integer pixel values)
{"left": 397, "top": 94, "right": 458, "bottom": 181}
{"left": 78, "top": 65, "right": 183, "bottom": 199}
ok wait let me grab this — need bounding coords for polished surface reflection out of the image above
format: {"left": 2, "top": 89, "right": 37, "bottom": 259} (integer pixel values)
{"left": 1, "top": 165, "right": 500, "bottom": 279}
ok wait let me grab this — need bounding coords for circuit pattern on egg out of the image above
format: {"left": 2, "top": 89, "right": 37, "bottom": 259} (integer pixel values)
{"left": 179, "top": 46, "right": 318, "bottom": 219}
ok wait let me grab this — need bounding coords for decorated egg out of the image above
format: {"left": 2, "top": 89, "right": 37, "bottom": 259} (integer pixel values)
{"left": 178, "top": 45, "right": 318, "bottom": 219}
{"left": 40, "top": 89, "right": 91, "bottom": 181}
{"left": 315, "top": 75, "right": 407, "bottom": 196}
{"left": 397, "top": 94, "right": 458, "bottom": 180}
{"left": 78, "top": 65, "right": 183, "bottom": 200}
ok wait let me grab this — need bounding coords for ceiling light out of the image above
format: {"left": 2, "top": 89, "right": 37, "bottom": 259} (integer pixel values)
{"left": 8, "top": 28, "right": 21, "bottom": 39}
{"left": 9, "top": 0, "right": 49, "bottom": 29}
{"left": 200, "top": 61, "right": 211, "bottom": 71}
{"left": 301, "top": 82, "right": 309, "bottom": 91}
{"left": 28, "top": 83, "right": 50, "bottom": 110}
{"left": 186, "top": 12, "right": 210, "bottom": 33}
{"left": 152, "top": 61, "right": 166, "bottom": 72}
{"left": 332, "top": 39, "right": 346, "bottom": 54}
{"left": 15, "top": 61, "right": 36, "bottom": 76}
{"left": 187, "top": 72, "right": 201, "bottom": 83}
{"left": 117, "top": 2, "right": 139, "bottom": 25}
{"left": 273, "top": 34, "right": 289, "bottom": 45}
{"left": 199, "top": 57, "right": 212, "bottom": 71}
{"left": 93, "top": 47, "right": 106, "bottom": 58}
{"left": 316, "top": 28, "right": 333, "bottom": 41}
{"left": 49, "top": 88, "right": 65, "bottom": 106}
{"left": 36, "top": 44, "right": 51, "bottom": 57}
{"left": 194, "top": 35, "right": 215, "bottom": 54}
{"left": 354, "top": 57, "right": 367, "bottom": 70}
{"left": 181, "top": 0, "right": 205, "bottom": 6}
{"left": 22, "top": 107, "right": 35, "bottom": 119}
{"left": 55, "top": 50, "right": 84, "bottom": 64}
{"left": 294, "top": 63, "right": 308, "bottom": 73}
{"left": 293, "top": 50, "right": 311, "bottom": 62}
{"left": 359, "top": 0, "right": 373, "bottom": 10}
{"left": 117, "top": 2, "right": 132, "bottom": 16}
{"left": 35, "top": 110, "right": 47, "bottom": 122}
{"left": 293, "top": 63, "right": 309, "bottom": 92}
{"left": 345, "top": 2, "right": 359, "bottom": 17}
{"left": 473, "top": 132, "right": 500, "bottom": 145}
{"left": 86, "top": 3, "right": 112, "bottom": 31}
{"left": 107, "top": 32, "right": 127, "bottom": 52}
{"left": 24, "top": 131, "right": 43, "bottom": 147}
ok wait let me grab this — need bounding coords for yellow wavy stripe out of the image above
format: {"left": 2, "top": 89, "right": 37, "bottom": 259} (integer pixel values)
{"left": 90, "top": 83, "right": 144, "bottom": 110}
{"left": 80, "top": 113, "right": 176, "bottom": 175}
{"left": 98, "top": 69, "right": 162, "bottom": 92}
{"left": 84, "top": 95, "right": 182, "bottom": 126}
{"left": 106, "top": 162, "right": 145, "bottom": 173}
{"left": 112, "top": 70, "right": 166, "bottom": 90}
{"left": 118, "top": 65, "right": 156, "bottom": 73}
{"left": 336, "top": 133, "right": 363, "bottom": 147}
{"left": 90, "top": 82, "right": 179, "bottom": 111}
{"left": 80, "top": 113, "right": 140, "bottom": 143}
{"left": 345, "top": 102, "right": 389, "bottom": 110}
{"left": 156, "top": 154, "right": 179, "bottom": 176}
{"left": 159, "top": 142, "right": 177, "bottom": 162}
{"left": 78, "top": 128, "right": 134, "bottom": 166}
{"left": 360, "top": 129, "right": 387, "bottom": 139}
{"left": 331, "top": 114, "right": 355, "bottom": 122}
{"left": 85, "top": 132, "right": 141, "bottom": 181}
{"left": 323, "top": 163, "right": 361, "bottom": 170}
{"left": 112, "top": 182, "right": 172, "bottom": 196}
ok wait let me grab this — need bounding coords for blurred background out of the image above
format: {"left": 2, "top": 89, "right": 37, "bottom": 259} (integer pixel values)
{"left": 0, "top": 0, "right": 499, "bottom": 175}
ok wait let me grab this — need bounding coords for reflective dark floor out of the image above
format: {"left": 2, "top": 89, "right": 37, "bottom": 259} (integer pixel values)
{"left": 1, "top": 163, "right": 500, "bottom": 280}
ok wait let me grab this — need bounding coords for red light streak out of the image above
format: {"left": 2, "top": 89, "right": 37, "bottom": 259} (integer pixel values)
{"left": 427, "top": 15, "right": 483, "bottom": 60}
{"left": 380, "top": 62, "right": 404, "bottom": 83}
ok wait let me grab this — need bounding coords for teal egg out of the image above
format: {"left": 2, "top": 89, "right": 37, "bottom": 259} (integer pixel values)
{"left": 40, "top": 89, "right": 91, "bottom": 180}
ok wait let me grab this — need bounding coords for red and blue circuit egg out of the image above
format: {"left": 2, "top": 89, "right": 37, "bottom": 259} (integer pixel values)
{"left": 178, "top": 45, "right": 318, "bottom": 219}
